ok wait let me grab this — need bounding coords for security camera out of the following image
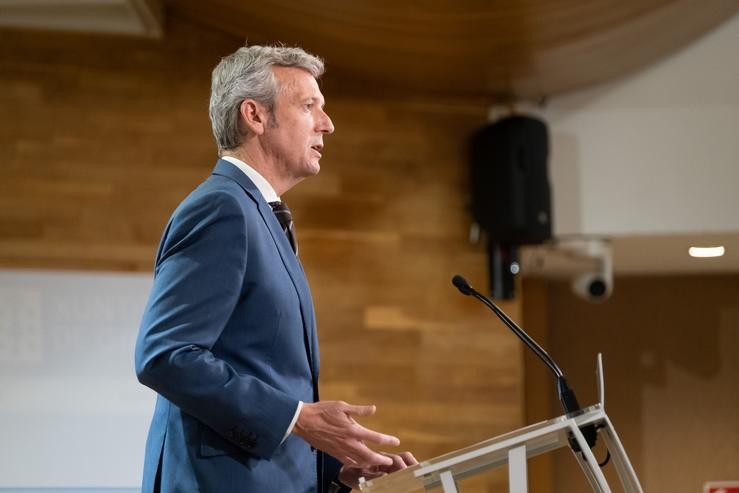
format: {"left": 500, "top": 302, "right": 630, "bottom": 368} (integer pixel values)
{"left": 568, "top": 238, "right": 613, "bottom": 303}
{"left": 572, "top": 271, "right": 612, "bottom": 302}
{"left": 519, "top": 236, "right": 614, "bottom": 302}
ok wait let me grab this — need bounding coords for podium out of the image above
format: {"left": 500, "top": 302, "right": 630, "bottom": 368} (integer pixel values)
{"left": 359, "top": 355, "right": 643, "bottom": 493}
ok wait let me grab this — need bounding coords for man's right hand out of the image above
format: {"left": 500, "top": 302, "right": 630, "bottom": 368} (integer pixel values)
{"left": 293, "top": 401, "right": 400, "bottom": 467}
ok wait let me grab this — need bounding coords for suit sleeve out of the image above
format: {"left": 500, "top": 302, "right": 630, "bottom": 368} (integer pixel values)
{"left": 134, "top": 189, "right": 298, "bottom": 459}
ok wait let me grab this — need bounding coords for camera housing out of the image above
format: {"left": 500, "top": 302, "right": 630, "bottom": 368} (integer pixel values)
{"left": 567, "top": 238, "right": 613, "bottom": 303}
{"left": 520, "top": 236, "right": 613, "bottom": 303}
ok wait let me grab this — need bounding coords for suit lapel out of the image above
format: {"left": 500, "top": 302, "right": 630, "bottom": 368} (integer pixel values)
{"left": 212, "top": 160, "right": 319, "bottom": 386}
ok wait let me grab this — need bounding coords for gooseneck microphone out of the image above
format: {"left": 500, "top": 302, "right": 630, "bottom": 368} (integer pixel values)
{"left": 452, "top": 274, "right": 597, "bottom": 451}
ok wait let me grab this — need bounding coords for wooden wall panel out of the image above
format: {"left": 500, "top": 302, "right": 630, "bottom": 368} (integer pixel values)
{"left": 537, "top": 275, "right": 739, "bottom": 492}
{"left": 1, "top": 18, "right": 524, "bottom": 490}
{"left": 296, "top": 98, "right": 527, "bottom": 490}
{"left": 0, "top": 20, "right": 233, "bottom": 271}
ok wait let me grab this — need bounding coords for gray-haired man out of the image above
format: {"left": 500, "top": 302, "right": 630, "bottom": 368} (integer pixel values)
{"left": 135, "top": 44, "right": 416, "bottom": 492}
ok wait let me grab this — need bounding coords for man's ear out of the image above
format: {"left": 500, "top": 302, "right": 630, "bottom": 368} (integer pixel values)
{"left": 239, "top": 99, "right": 268, "bottom": 135}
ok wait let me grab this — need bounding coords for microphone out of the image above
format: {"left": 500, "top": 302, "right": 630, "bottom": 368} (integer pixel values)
{"left": 452, "top": 274, "right": 474, "bottom": 296}
{"left": 452, "top": 274, "right": 597, "bottom": 451}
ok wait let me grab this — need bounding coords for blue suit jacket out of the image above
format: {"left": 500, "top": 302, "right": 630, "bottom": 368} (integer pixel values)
{"left": 135, "top": 160, "right": 341, "bottom": 492}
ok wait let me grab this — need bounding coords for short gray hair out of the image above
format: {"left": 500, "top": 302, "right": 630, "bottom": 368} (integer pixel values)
{"left": 209, "top": 44, "right": 325, "bottom": 153}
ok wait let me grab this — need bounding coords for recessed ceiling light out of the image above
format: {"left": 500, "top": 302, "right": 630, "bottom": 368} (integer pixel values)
{"left": 688, "top": 246, "right": 725, "bottom": 258}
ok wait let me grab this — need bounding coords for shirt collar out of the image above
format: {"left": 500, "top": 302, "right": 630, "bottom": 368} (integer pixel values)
{"left": 221, "top": 155, "right": 280, "bottom": 203}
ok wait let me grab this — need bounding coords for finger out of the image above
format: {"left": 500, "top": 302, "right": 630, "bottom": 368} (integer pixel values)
{"left": 340, "top": 455, "right": 358, "bottom": 467}
{"left": 343, "top": 403, "right": 377, "bottom": 417}
{"left": 348, "top": 441, "right": 394, "bottom": 468}
{"left": 399, "top": 451, "right": 418, "bottom": 466}
{"left": 351, "top": 424, "right": 401, "bottom": 447}
{"left": 380, "top": 452, "right": 408, "bottom": 471}
{"left": 362, "top": 470, "right": 388, "bottom": 481}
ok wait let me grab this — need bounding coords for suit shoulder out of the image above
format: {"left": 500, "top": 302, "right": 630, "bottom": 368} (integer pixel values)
{"left": 174, "top": 175, "right": 256, "bottom": 219}
{"left": 156, "top": 176, "right": 253, "bottom": 257}
{"left": 154, "top": 184, "right": 248, "bottom": 250}
{"left": 190, "top": 173, "right": 253, "bottom": 203}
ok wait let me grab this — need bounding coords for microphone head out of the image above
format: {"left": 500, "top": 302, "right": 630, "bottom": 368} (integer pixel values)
{"left": 452, "top": 275, "right": 474, "bottom": 296}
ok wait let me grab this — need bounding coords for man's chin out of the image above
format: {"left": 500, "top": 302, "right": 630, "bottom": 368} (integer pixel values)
{"left": 307, "top": 161, "right": 321, "bottom": 176}
{"left": 290, "top": 161, "right": 321, "bottom": 183}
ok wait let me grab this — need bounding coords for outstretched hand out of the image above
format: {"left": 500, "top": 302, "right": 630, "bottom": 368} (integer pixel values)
{"left": 293, "top": 400, "right": 401, "bottom": 468}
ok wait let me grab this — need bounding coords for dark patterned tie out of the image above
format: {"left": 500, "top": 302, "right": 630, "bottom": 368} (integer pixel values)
{"left": 269, "top": 201, "right": 298, "bottom": 256}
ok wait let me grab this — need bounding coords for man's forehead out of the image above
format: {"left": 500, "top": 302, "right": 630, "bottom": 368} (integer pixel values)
{"left": 274, "top": 66, "right": 323, "bottom": 98}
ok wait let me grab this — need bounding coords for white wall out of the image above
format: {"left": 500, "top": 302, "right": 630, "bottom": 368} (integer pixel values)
{"left": 544, "top": 13, "right": 739, "bottom": 236}
{"left": 0, "top": 270, "right": 154, "bottom": 488}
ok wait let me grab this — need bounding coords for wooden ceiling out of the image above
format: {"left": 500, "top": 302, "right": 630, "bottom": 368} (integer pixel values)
{"left": 166, "top": 0, "right": 738, "bottom": 101}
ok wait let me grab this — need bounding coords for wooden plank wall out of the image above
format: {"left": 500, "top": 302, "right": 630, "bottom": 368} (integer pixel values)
{"left": 527, "top": 275, "right": 739, "bottom": 492}
{"left": 0, "top": 17, "right": 525, "bottom": 490}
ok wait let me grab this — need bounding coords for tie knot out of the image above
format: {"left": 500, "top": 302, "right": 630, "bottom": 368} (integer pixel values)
{"left": 269, "top": 201, "right": 293, "bottom": 224}
{"left": 269, "top": 201, "right": 291, "bottom": 216}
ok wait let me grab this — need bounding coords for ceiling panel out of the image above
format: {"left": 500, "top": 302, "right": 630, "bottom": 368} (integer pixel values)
{"left": 166, "top": 0, "right": 738, "bottom": 99}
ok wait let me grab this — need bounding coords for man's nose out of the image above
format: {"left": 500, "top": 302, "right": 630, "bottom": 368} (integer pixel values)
{"left": 318, "top": 110, "right": 335, "bottom": 134}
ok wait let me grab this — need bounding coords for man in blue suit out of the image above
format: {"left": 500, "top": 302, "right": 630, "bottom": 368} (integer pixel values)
{"left": 135, "top": 45, "right": 415, "bottom": 492}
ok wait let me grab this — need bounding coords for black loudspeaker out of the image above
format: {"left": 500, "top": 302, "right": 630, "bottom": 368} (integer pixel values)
{"left": 469, "top": 115, "right": 552, "bottom": 244}
{"left": 469, "top": 115, "right": 552, "bottom": 299}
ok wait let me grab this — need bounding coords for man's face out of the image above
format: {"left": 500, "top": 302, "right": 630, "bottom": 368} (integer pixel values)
{"left": 262, "top": 66, "right": 334, "bottom": 183}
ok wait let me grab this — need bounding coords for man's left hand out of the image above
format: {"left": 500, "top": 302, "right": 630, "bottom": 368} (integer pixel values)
{"left": 338, "top": 451, "right": 418, "bottom": 490}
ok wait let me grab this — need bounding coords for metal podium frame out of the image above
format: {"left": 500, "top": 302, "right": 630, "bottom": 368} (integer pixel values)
{"left": 359, "top": 355, "right": 643, "bottom": 493}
